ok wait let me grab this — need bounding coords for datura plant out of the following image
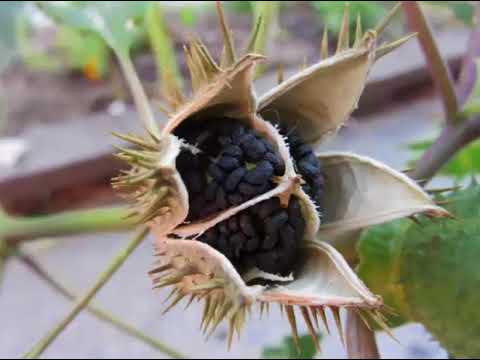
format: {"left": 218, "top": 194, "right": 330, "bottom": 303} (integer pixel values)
{"left": 40, "top": 1, "right": 449, "bottom": 352}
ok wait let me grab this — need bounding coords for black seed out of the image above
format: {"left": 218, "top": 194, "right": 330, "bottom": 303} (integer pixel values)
{"left": 298, "top": 160, "right": 319, "bottom": 178}
{"left": 263, "top": 231, "right": 279, "bottom": 250}
{"left": 279, "top": 224, "right": 296, "bottom": 248}
{"left": 236, "top": 132, "right": 255, "bottom": 146}
{"left": 217, "top": 156, "right": 240, "bottom": 171}
{"left": 230, "top": 232, "right": 246, "bottom": 257}
{"left": 294, "top": 144, "right": 312, "bottom": 158}
{"left": 239, "top": 213, "right": 255, "bottom": 237}
{"left": 199, "top": 203, "right": 218, "bottom": 218}
{"left": 243, "top": 137, "right": 266, "bottom": 161}
{"left": 225, "top": 167, "right": 246, "bottom": 192}
{"left": 222, "top": 145, "right": 243, "bottom": 158}
{"left": 265, "top": 152, "right": 285, "bottom": 176}
{"left": 258, "top": 198, "right": 280, "bottom": 219}
{"left": 216, "top": 187, "right": 228, "bottom": 209}
{"left": 244, "top": 161, "right": 274, "bottom": 185}
{"left": 238, "top": 182, "right": 267, "bottom": 196}
{"left": 218, "top": 136, "right": 232, "bottom": 146}
{"left": 228, "top": 193, "right": 244, "bottom": 206}
{"left": 245, "top": 236, "right": 259, "bottom": 252}
{"left": 228, "top": 216, "right": 239, "bottom": 232}
{"left": 261, "top": 138, "right": 274, "bottom": 152}
{"left": 208, "top": 163, "right": 226, "bottom": 182}
{"left": 205, "top": 182, "right": 218, "bottom": 202}
{"left": 266, "top": 211, "right": 289, "bottom": 233}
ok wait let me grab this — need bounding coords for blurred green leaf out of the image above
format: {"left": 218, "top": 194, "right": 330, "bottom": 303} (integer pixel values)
{"left": 408, "top": 137, "right": 480, "bottom": 180}
{"left": 0, "top": 1, "right": 24, "bottom": 71}
{"left": 261, "top": 334, "right": 319, "bottom": 359}
{"left": 57, "top": 27, "right": 110, "bottom": 79}
{"left": 179, "top": 5, "right": 199, "bottom": 27}
{"left": 36, "top": 1, "right": 150, "bottom": 56}
{"left": 357, "top": 219, "right": 412, "bottom": 328}
{"left": 311, "top": 1, "right": 387, "bottom": 36}
{"left": 427, "top": 1, "right": 475, "bottom": 26}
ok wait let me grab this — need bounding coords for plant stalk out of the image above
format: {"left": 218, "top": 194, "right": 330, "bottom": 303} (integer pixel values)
{"left": 402, "top": 1, "right": 459, "bottom": 123}
{"left": 23, "top": 227, "right": 149, "bottom": 359}
{"left": 2, "top": 207, "right": 133, "bottom": 246}
{"left": 17, "top": 250, "right": 185, "bottom": 359}
{"left": 411, "top": 116, "right": 480, "bottom": 182}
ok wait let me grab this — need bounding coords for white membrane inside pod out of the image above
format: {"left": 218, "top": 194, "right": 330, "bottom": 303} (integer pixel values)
{"left": 316, "top": 152, "right": 449, "bottom": 238}
{"left": 257, "top": 40, "right": 376, "bottom": 144}
{"left": 258, "top": 242, "right": 382, "bottom": 308}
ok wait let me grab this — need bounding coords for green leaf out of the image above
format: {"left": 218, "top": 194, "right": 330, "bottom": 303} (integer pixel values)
{"left": 37, "top": 1, "right": 160, "bottom": 135}
{"left": 57, "top": 26, "right": 110, "bottom": 78}
{"left": 261, "top": 334, "right": 320, "bottom": 359}
{"left": 357, "top": 219, "right": 412, "bottom": 328}
{"left": 36, "top": 1, "right": 149, "bottom": 56}
{"left": 311, "top": 1, "right": 387, "bottom": 36}
{"left": 408, "top": 137, "right": 480, "bottom": 180}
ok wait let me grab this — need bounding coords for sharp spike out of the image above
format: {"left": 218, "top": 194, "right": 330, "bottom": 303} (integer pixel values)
{"left": 148, "top": 263, "right": 172, "bottom": 276}
{"left": 201, "top": 296, "right": 212, "bottom": 330}
{"left": 162, "top": 292, "right": 186, "bottom": 315}
{"left": 371, "top": 310, "right": 398, "bottom": 342}
{"left": 162, "top": 287, "right": 178, "bottom": 304}
{"left": 332, "top": 307, "right": 346, "bottom": 347}
{"left": 355, "top": 310, "right": 373, "bottom": 331}
{"left": 112, "top": 132, "right": 158, "bottom": 151}
{"left": 309, "top": 306, "right": 320, "bottom": 330}
{"left": 227, "top": 315, "right": 235, "bottom": 350}
{"left": 336, "top": 2, "right": 350, "bottom": 53}
{"left": 190, "top": 279, "right": 224, "bottom": 293}
{"left": 317, "top": 307, "right": 330, "bottom": 334}
{"left": 259, "top": 302, "right": 265, "bottom": 319}
{"left": 375, "top": 2, "right": 402, "bottom": 36}
{"left": 354, "top": 13, "right": 362, "bottom": 47}
{"left": 184, "top": 294, "right": 196, "bottom": 310}
{"left": 375, "top": 33, "right": 417, "bottom": 61}
{"left": 234, "top": 306, "right": 246, "bottom": 339}
{"left": 203, "top": 295, "right": 219, "bottom": 334}
{"left": 246, "top": 14, "right": 264, "bottom": 53}
{"left": 301, "top": 307, "right": 320, "bottom": 352}
{"left": 215, "top": 1, "right": 236, "bottom": 66}
{"left": 321, "top": 27, "right": 329, "bottom": 59}
{"left": 279, "top": 304, "right": 284, "bottom": 318}
{"left": 207, "top": 301, "right": 232, "bottom": 338}
{"left": 285, "top": 306, "right": 300, "bottom": 352}
{"left": 277, "top": 63, "right": 284, "bottom": 84}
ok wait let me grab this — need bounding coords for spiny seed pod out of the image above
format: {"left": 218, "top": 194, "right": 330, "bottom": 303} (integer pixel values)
{"left": 112, "top": 2, "right": 449, "bottom": 351}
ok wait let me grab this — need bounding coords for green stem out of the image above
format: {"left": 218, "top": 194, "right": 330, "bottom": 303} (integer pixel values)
{"left": 16, "top": 249, "right": 185, "bottom": 359}
{"left": 23, "top": 227, "right": 150, "bottom": 359}
{"left": 116, "top": 50, "right": 161, "bottom": 136}
{"left": 2, "top": 207, "right": 133, "bottom": 245}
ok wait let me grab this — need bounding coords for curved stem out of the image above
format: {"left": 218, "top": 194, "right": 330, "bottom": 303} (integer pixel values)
{"left": 411, "top": 116, "right": 480, "bottom": 182}
{"left": 2, "top": 207, "right": 133, "bottom": 246}
{"left": 23, "top": 227, "right": 149, "bottom": 359}
{"left": 17, "top": 250, "right": 185, "bottom": 359}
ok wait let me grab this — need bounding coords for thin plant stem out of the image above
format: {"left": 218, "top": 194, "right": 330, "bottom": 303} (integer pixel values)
{"left": 2, "top": 207, "right": 133, "bottom": 246}
{"left": 402, "top": 1, "right": 459, "bottom": 123}
{"left": 23, "top": 227, "right": 150, "bottom": 359}
{"left": 116, "top": 50, "right": 161, "bottom": 136}
{"left": 16, "top": 249, "right": 185, "bottom": 359}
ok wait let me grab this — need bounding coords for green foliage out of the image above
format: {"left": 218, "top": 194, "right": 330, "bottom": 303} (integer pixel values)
{"left": 261, "top": 334, "right": 320, "bottom": 359}
{"left": 357, "top": 219, "right": 411, "bottom": 328}
{"left": 408, "top": 137, "right": 480, "bottom": 180}
{"left": 359, "top": 182, "right": 480, "bottom": 357}
{"left": 36, "top": 1, "right": 150, "bottom": 57}
{"left": 427, "top": 1, "right": 475, "bottom": 26}
{"left": 311, "top": 1, "right": 387, "bottom": 36}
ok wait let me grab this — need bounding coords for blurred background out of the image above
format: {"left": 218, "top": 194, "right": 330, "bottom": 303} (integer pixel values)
{"left": 0, "top": 1, "right": 476, "bottom": 358}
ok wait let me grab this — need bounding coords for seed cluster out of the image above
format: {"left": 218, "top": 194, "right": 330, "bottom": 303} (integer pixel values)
{"left": 175, "top": 119, "right": 285, "bottom": 221}
{"left": 285, "top": 131, "right": 325, "bottom": 210}
{"left": 198, "top": 196, "right": 305, "bottom": 275}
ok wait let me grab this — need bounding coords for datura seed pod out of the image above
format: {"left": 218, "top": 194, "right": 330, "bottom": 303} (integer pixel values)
{"left": 112, "top": 2, "right": 449, "bottom": 352}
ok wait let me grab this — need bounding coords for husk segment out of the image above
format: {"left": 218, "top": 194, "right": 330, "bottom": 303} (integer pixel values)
{"left": 151, "top": 237, "right": 384, "bottom": 347}
{"left": 316, "top": 152, "right": 450, "bottom": 239}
